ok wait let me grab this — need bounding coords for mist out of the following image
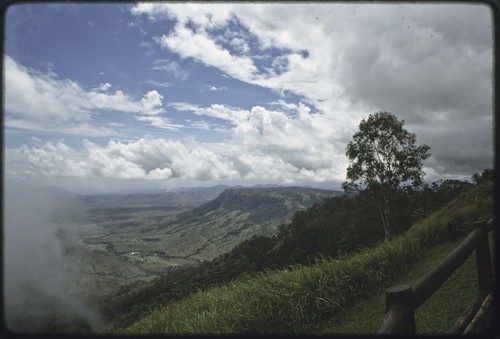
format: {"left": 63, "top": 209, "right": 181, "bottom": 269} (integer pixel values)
{"left": 3, "top": 177, "right": 103, "bottom": 333}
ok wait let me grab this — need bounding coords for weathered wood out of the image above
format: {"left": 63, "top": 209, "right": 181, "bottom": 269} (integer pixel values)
{"left": 463, "top": 292, "right": 493, "bottom": 334}
{"left": 384, "top": 285, "right": 412, "bottom": 312}
{"left": 378, "top": 218, "right": 495, "bottom": 334}
{"left": 378, "top": 284, "right": 415, "bottom": 334}
{"left": 449, "top": 289, "right": 490, "bottom": 334}
{"left": 412, "top": 227, "right": 479, "bottom": 309}
{"left": 485, "top": 218, "right": 495, "bottom": 231}
{"left": 474, "top": 221, "right": 493, "bottom": 291}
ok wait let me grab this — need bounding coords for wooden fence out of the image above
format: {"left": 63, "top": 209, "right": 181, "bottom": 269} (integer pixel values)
{"left": 378, "top": 218, "right": 495, "bottom": 334}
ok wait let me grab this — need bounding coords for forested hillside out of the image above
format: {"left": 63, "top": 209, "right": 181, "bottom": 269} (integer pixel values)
{"left": 153, "top": 186, "right": 341, "bottom": 260}
{"left": 100, "top": 171, "right": 489, "bottom": 330}
{"left": 119, "top": 175, "right": 493, "bottom": 334}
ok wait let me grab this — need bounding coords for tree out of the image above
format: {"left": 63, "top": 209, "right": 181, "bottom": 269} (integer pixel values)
{"left": 342, "top": 112, "right": 431, "bottom": 240}
{"left": 471, "top": 168, "right": 493, "bottom": 185}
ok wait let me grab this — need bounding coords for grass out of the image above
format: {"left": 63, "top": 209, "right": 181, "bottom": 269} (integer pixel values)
{"left": 319, "top": 230, "right": 494, "bottom": 333}
{"left": 121, "top": 237, "right": 426, "bottom": 334}
{"left": 119, "top": 181, "right": 493, "bottom": 335}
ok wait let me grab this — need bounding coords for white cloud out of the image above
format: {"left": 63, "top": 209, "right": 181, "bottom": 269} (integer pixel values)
{"left": 230, "top": 37, "right": 250, "bottom": 54}
{"left": 131, "top": 3, "right": 361, "bottom": 143}
{"left": 5, "top": 55, "right": 90, "bottom": 124}
{"left": 170, "top": 102, "right": 249, "bottom": 125}
{"left": 269, "top": 99, "right": 299, "bottom": 111}
{"left": 133, "top": 115, "right": 181, "bottom": 130}
{"left": 20, "top": 140, "right": 90, "bottom": 177}
{"left": 4, "top": 55, "right": 166, "bottom": 135}
{"left": 206, "top": 85, "right": 228, "bottom": 91}
{"left": 131, "top": 3, "right": 232, "bottom": 27}
{"left": 106, "top": 122, "right": 125, "bottom": 127}
{"left": 140, "top": 90, "right": 164, "bottom": 115}
{"left": 151, "top": 59, "right": 189, "bottom": 80}
{"left": 230, "top": 105, "right": 346, "bottom": 175}
{"left": 157, "top": 23, "right": 259, "bottom": 80}
{"left": 94, "top": 82, "right": 112, "bottom": 92}
{"left": 3, "top": 4, "right": 492, "bottom": 187}
{"left": 131, "top": 3, "right": 493, "bottom": 177}
{"left": 132, "top": 3, "right": 492, "bottom": 118}
{"left": 143, "top": 79, "right": 174, "bottom": 88}
{"left": 5, "top": 118, "right": 117, "bottom": 137}
{"left": 18, "top": 138, "right": 239, "bottom": 181}
{"left": 185, "top": 120, "right": 212, "bottom": 130}
{"left": 138, "top": 40, "right": 154, "bottom": 55}
{"left": 14, "top": 104, "right": 348, "bottom": 183}
{"left": 133, "top": 4, "right": 342, "bottom": 111}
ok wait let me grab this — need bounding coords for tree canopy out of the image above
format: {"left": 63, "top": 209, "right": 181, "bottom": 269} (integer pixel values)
{"left": 342, "top": 111, "right": 431, "bottom": 239}
{"left": 472, "top": 168, "right": 493, "bottom": 185}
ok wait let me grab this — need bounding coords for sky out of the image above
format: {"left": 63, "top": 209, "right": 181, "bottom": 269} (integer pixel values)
{"left": 3, "top": 2, "right": 494, "bottom": 193}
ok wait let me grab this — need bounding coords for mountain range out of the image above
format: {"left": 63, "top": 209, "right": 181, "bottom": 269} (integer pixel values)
{"left": 70, "top": 184, "right": 342, "bottom": 277}
{"left": 155, "top": 186, "right": 343, "bottom": 260}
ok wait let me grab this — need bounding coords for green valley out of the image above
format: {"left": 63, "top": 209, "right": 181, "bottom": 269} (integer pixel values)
{"left": 58, "top": 185, "right": 341, "bottom": 302}
{"left": 117, "top": 178, "right": 493, "bottom": 334}
{"left": 8, "top": 173, "right": 492, "bottom": 334}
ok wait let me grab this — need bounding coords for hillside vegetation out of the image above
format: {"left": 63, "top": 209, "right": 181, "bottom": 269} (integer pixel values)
{"left": 323, "top": 230, "right": 494, "bottom": 333}
{"left": 155, "top": 186, "right": 341, "bottom": 260}
{"left": 96, "top": 186, "right": 340, "bottom": 327}
{"left": 82, "top": 186, "right": 338, "bottom": 263}
{"left": 115, "top": 178, "right": 492, "bottom": 334}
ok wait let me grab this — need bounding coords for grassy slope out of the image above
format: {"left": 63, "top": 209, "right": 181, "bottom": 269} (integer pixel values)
{"left": 317, "top": 231, "right": 494, "bottom": 333}
{"left": 119, "top": 181, "right": 493, "bottom": 334}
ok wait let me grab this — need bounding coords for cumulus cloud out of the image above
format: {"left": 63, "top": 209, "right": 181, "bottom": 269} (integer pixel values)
{"left": 3, "top": 4, "right": 492, "bottom": 188}
{"left": 4, "top": 55, "right": 165, "bottom": 135}
{"left": 167, "top": 101, "right": 348, "bottom": 174}
{"left": 131, "top": 3, "right": 493, "bottom": 178}
{"left": 93, "top": 82, "right": 112, "bottom": 92}
{"left": 18, "top": 138, "right": 238, "bottom": 181}
{"left": 15, "top": 102, "right": 349, "bottom": 184}
{"left": 12, "top": 98, "right": 465, "bottom": 186}
{"left": 140, "top": 90, "right": 164, "bottom": 115}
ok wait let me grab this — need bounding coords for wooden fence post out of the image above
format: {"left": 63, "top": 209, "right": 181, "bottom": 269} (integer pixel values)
{"left": 473, "top": 220, "right": 492, "bottom": 291}
{"left": 379, "top": 218, "right": 494, "bottom": 334}
{"left": 379, "top": 284, "right": 415, "bottom": 334}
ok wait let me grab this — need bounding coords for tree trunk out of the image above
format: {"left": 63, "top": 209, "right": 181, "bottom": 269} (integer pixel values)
{"left": 379, "top": 202, "right": 392, "bottom": 241}
{"left": 384, "top": 215, "right": 392, "bottom": 240}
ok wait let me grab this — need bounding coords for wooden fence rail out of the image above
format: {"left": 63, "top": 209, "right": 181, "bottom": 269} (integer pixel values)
{"left": 378, "top": 218, "right": 494, "bottom": 334}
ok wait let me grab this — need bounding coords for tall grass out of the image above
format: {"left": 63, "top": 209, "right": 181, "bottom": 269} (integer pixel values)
{"left": 122, "top": 181, "right": 493, "bottom": 334}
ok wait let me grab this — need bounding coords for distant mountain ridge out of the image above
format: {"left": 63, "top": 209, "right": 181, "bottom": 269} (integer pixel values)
{"left": 155, "top": 186, "right": 343, "bottom": 260}
{"left": 75, "top": 184, "right": 343, "bottom": 265}
{"left": 182, "top": 186, "right": 340, "bottom": 221}
{"left": 169, "top": 184, "right": 235, "bottom": 194}
{"left": 79, "top": 185, "right": 231, "bottom": 217}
